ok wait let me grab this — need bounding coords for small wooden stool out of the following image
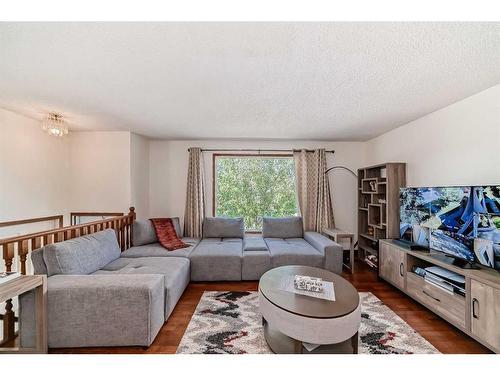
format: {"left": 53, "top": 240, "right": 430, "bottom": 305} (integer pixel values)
{"left": 322, "top": 228, "right": 355, "bottom": 274}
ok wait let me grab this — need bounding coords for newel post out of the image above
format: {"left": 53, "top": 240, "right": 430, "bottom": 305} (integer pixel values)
{"left": 2, "top": 243, "right": 15, "bottom": 344}
{"left": 128, "top": 207, "right": 136, "bottom": 248}
{"left": 129, "top": 207, "right": 136, "bottom": 221}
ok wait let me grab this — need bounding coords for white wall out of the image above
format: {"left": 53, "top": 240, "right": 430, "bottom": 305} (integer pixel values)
{"left": 68, "top": 131, "right": 132, "bottom": 214}
{"left": 2, "top": 84, "right": 498, "bottom": 241}
{"left": 130, "top": 133, "right": 150, "bottom": 219}
{"left": 0, "top": 108, "right": 70, "bottom": 238}
{"left": 366, "top": 85, "right": 500, "bottom": 187}
{"left": 0, "top": 111, "right": 151, "bottom": 231}
{"left": 68, "top": 131, "right": 151, "bottom": 219}
{"left": 149, "top": 140, "right": 367, "bottom": 236}
{"left": 149, "top": 86, "right": 500, "bottom": 236}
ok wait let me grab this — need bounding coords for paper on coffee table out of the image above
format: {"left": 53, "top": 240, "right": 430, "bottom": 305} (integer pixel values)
{"left": 279, "top": 276, "right": 336, "bottom": 301}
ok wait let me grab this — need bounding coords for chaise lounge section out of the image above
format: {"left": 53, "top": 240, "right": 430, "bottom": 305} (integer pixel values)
{"left": 20, "top": 228, "right": 190, "bottom": 348}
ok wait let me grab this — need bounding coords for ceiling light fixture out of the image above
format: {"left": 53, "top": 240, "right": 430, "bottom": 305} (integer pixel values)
{"left": 41, "top": 112, "right": 69, "bottom": 137}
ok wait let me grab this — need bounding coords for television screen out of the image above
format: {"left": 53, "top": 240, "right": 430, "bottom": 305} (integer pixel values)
{"left": 400, "top": 186, "right": 470, "bottom": 248}
{"left": 474, "top": 185, "right": 500, "bottom": 215}
{"left": 400, "top": 186, "right": 500, "bottom": 269}
{"left": 430, "top": 229, "right": 475, "bottom": 262}
{"left": 474, "top": 213, "right": 500, "bottom": 269}
{"left": 472, "top": 186, "right": 500, "bottom": 269}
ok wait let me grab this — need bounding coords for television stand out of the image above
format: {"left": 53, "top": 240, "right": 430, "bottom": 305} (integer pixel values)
{"left": 379, "top": 239, "right": 500, "bottom": 353}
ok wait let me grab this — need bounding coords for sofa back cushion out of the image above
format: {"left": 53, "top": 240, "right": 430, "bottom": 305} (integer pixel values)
{"left": 203, "top": 217, "right": 244, "bottom": 238}
{"left": 262, "top": 217, "right": 304, "bottom": 238}
{"left": 43, "top": 229, "right": 121, "bottom": 276}
{"left": 133, "top": 218, "right": 182, "bottom": 245}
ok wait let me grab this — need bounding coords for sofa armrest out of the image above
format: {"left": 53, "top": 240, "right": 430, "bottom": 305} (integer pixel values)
{"left": 304, "top": 231, "right": 343, "bottom": 275}
{"left": 20, "top": 274, "right": 165, "bottom": 348}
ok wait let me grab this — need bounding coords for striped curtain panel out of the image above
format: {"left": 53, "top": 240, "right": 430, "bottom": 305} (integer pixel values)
{"left": 184, "top": 147, "right": 205, "bottom": 237}
{"left": 293, "top": 149, "right": 335, "bottom": 232}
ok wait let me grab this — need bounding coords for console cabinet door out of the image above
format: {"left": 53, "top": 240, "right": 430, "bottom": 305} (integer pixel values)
{"left": 471, "top": 280, "right": 500, "bottom": 352}
{"left": 379, "top": 242, "right": 405, "bottom": 290}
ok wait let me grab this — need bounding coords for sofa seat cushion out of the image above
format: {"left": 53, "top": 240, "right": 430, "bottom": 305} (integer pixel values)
{"left": 265, "top": 238, "right": 324, "bottom": 268}
{"left": 94, "top": 257, "right": 190, "bottom": 319}
{"left": 121, "top": 238, "right": 199, "bottom": 259}
{"left": 242, "top": 250, "right": 271, "bottom": 280}
{"left": 43, "top": 229, "right": 121, "bottom": 276}
{"left": 262, "top": 217, "right": 304, "bottom": 238}
{"left": 189, "top": 238, "right": 243, "bottom": 281}
{"left": 202, "top": 217, "right": 244, "bottom": 238}
{"left": 243, "top": 237, "right": 268, "bottom": 251}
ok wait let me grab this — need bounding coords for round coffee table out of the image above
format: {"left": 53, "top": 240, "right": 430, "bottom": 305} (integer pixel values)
{"left": 258, "top": 265, "right": 360, "bottom": 354}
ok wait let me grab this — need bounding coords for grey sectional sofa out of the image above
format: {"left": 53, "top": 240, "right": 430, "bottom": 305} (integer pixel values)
{"left": 21, "top": 216, "right": 342, "bottom": 348}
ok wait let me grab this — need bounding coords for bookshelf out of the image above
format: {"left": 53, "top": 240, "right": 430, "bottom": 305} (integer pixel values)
{"left": 357, "top": 163, "right": 406, "bottom": 270}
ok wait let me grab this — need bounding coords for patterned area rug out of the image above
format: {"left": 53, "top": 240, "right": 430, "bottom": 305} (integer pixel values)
{"left": 176, "top": 291, "right": 439, "bottom": 354}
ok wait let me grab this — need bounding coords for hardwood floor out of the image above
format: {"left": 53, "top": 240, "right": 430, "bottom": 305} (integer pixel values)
{"left": 50, "top": 260, "right": 491, "bottom": 354}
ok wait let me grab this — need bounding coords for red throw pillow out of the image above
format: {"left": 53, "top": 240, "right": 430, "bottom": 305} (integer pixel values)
{"left": 149, "top": 218, "right": 190, "bottom": 251}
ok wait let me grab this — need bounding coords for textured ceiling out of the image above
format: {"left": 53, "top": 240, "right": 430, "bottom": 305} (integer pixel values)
{"left": 0, "top": 22, "right": 499, "bottom": 140}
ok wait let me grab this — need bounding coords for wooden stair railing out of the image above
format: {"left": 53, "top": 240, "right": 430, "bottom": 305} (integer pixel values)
{"left": 0, "top": 215, "right": 64, "bottom": 230}
{"left": 0, "top": 207, "right": 136, "bottom": 347}
{"left": 70, "top": 212, "right": 124, "bottom": 226}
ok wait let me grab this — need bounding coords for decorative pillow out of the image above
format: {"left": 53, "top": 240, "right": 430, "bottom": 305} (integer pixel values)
{"left": 150, "top": 218, "right": 190, "bottom": 251}
{"left": 133, "top": 217, "right": 182, "bottom": 246}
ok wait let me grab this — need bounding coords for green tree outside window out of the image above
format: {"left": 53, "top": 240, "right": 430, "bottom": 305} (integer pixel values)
{"left": 215, "top": 156, "right": 298, "bottom": 231}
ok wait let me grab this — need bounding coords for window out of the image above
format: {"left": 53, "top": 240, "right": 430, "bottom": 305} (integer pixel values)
{"left": 214, "top": 154, "right": 298, "bottom": 232}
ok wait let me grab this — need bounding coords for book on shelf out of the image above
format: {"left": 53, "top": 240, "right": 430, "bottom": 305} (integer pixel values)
{"left": 0, "top": 271, "right": 21, "bottom": 285}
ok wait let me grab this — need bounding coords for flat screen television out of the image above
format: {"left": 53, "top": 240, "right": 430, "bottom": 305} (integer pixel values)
{"left": 400, "top": 185, "right": 500, "bottom": 270}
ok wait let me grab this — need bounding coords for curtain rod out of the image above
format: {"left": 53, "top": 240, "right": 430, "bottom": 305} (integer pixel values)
{"left": 188, "top": 148, "right": 335, "bottom": 154}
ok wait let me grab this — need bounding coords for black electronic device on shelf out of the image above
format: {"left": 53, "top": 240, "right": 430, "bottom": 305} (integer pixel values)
{"left": 393, "top": 238, "right": 428, "bottom": 251}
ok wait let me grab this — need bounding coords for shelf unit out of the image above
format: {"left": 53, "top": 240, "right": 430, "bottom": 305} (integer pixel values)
{"left": 357, "top": 163, "right": 406, "bottom": 270}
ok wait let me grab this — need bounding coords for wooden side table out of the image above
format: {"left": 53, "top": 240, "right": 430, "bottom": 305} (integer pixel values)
{"left": 323, "top": 228, "right": 355, "bottom": 274}
{"left": 0, "top": 275, "right": 47, "bottom": 353}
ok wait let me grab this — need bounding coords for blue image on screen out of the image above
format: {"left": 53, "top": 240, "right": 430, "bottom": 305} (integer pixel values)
{"left": 400, "top": 186, "right": 500, "bottom": 268}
